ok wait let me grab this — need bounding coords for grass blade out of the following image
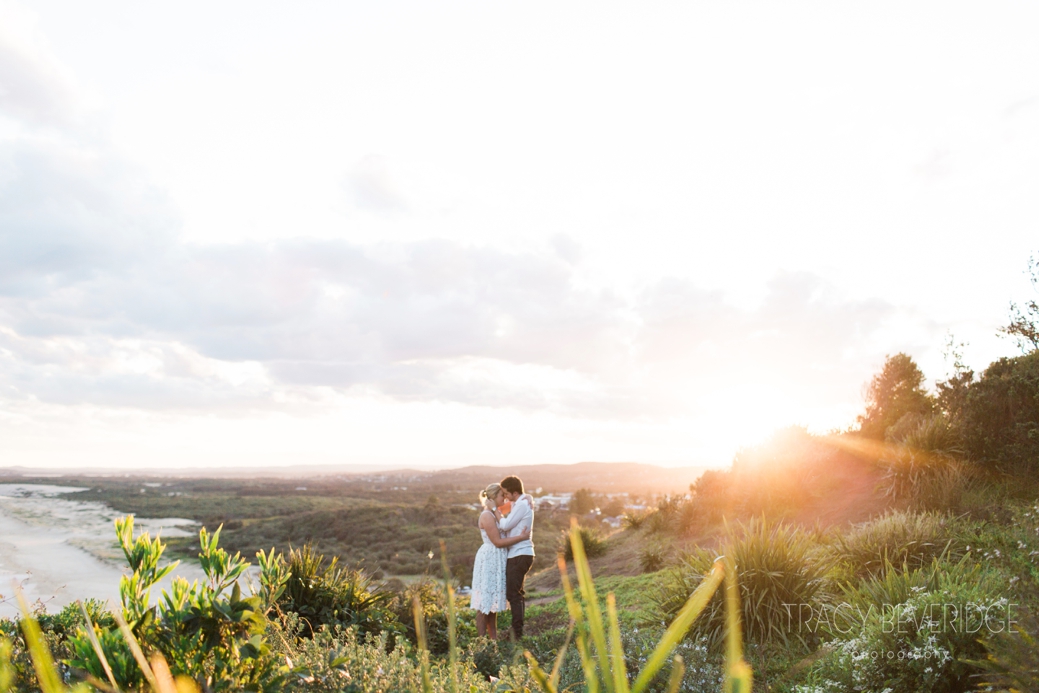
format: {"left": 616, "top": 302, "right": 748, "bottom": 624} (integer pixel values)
{"left": 15, "top": 590, "right": 63, "bottom": 693}
{"left": 558, "top": 556, "right": 598, "bottom": 693}
{"left": 664, "top": 655, "right": 685, "bottom": 693}
{"left": 723, "top": 555, "right": 753, "bottom": 693}
{"left": 631, "top": 560, "right": 724, "bottom": 693}
{"left": 412, "top": 595, "right": 433, "bottom": 693}
{"left": 149, "top": 654, "right": 178, "bottom": 693}
{"left": 548, "top": 619, "right": 575, "bottom": 690}
{"left": 606, "top": 594, "right": 630, "bottom": 693}
{"left": 438, "top": 539, "right": 458, "bottom": 693}
{"left": 112, "top": 610, "right": 159, "bottom": 692}
{"left": 1, "top": 638, "right": 15, "bottom": 693}
{"left": 77, "top": 600, "right": 120, "bottom": 692}
{"left": 524, "top": 652, "right": 558, "bottom": 693}
{"left": 570, "top": 519, "right": 613, "bottom": 692}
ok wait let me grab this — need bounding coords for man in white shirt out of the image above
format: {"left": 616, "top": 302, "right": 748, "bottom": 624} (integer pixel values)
{"left": 497, "top": 475, "right": 534, "bottom": 638}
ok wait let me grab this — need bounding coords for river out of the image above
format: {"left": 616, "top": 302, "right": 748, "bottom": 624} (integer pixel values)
{"left": 0, "top": 483, "right": 208, "bottom": 620}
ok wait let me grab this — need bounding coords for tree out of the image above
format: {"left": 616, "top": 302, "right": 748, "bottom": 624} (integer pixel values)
{"left": 570, "top": 487, "right": 597, "bottom": 515}
{"left": 999, "top": 254, "right": 1039, "bottom": 353}
{"left": 857, "top": 353, "right": 934, "bottom": 439}
{"left": 950, "top": 350, "right": 1039, "bottom": 473}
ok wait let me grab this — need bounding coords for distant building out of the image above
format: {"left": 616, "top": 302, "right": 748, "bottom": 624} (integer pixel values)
{"left": 536, "top": 493, "right": 573, "bottom": 511}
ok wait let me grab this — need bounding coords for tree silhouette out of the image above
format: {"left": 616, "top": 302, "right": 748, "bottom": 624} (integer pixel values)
{"left": 857, "top": 353, "right": 933, "bottom": 439}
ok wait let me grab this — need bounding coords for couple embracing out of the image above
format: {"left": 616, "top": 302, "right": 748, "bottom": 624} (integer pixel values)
{"left": 470, "top": 475, "right": 535, "bottom": 639}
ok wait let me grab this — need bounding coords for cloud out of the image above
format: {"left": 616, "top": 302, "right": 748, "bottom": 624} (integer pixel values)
{"left": 347, "top": 154, "right": 467, "bottom": 214}
{"left": 0, "top": 17, "right": 940, "bottom": 423}
{"left": 0, "top": 3, "right": 82, "bottom": 129}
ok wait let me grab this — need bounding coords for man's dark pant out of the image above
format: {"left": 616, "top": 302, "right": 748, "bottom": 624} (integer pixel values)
{"left": 505, "top": 554, "right": 534, "bottom": 638}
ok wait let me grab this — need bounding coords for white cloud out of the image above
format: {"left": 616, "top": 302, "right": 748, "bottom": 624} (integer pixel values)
{"left": 2, "top": 0, "right": 1036, "bottom": 468}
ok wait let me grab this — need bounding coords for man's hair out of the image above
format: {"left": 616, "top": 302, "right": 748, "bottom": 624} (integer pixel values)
{"left": 500, "top": 475, "right": 524, "bottom": 494}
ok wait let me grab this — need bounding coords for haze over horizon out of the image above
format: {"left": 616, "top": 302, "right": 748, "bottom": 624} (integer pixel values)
{"left": 1, "top": 1, "right": 1037, "bottom": 471}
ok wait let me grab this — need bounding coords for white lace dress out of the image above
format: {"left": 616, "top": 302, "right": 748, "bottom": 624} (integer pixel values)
{"left": 470, "top": 519, "right": 509, "bottom": 614}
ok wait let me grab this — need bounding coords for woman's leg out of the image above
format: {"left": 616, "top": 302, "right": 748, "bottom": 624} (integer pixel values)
{"left": 476, "top": 611, "right": 487, "bottom": 637}
{"left": 487, "top": 612, "right": 497, "bottom": 640}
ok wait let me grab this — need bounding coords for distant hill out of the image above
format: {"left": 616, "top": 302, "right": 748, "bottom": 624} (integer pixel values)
{"left": 413, "top": 462, "right": 708, "bottom": 494}
{"left": 2, "top": 461, "right": 710, "bottom": 494}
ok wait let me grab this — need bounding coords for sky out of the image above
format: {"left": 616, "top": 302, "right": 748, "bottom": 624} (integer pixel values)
{"left": 1, "top": 1, "right": 1037, "bottom": 471}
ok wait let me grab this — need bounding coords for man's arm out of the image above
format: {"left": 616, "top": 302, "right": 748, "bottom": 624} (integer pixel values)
{"left": 497, "top": 498, "right": 531, "bottom": 534}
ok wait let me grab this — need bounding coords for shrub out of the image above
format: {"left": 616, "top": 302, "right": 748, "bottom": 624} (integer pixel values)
{"left": 831, "top": 510, "right": 959, "bottom": 580}
{"left": 639, "top": 543, "right": 672, "bottom": 573}
{"left": 65, "top": 516, "right": 293, "bottom": 692}
{"left": 561, "top": 526, "right": 607, "bottom": 561}
{"left": 689, "top": 469, "right": 734, "bottom": 525}
{"left": 656, "top": 518, "right": 826, "bottom": 649}
{"left": 879, "top": 415, "right": 974, "bottom": 510}
{"left": 385, "top": 576, "right": 475, "bottom": 656}
{"left": 622, "top": 511, "right": 650, "bottom": 531}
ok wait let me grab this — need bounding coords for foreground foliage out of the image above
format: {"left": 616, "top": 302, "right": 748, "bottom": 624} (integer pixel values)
{"left": 0, "top": 517, "right": 753, "bottom": 693}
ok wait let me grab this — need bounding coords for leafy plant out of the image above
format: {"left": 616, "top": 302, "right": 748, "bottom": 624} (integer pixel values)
{"left": 69, "top": 515, "right": 290, "bottom": 692}
{"left": 278, "top": 543, "right": 399, "bottom": 640}
{"left": 807, "top": 556, "right": 1006, "bottom": 693}
{"left": 657, "top": 518, "right": 826, "bottom": 649}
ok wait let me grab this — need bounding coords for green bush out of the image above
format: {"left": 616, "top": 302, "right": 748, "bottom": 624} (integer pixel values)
{"left": 831, "top": 510, "right": 960, "bottom": 580}
{"left": 804, "top": 557, "right": 1007, "bottom": 693}
{"left": 67, "top": 516, "right": 292, "bottom": 692}
{"left": 0, "top": 601, "right": 104, "bottom": 691}
{"left": 639, "top": 543, "right": 671, "bottom": 573}
{"left": 656, "top": 518, "right": 826, "bottom": 649}
{"left": 385, "top": 576, "right": 478, "bottom": 656}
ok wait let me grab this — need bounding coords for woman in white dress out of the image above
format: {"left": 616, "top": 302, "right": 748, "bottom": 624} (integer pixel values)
{"left": 471, "top": 483, "right": 531, "bottom": 638}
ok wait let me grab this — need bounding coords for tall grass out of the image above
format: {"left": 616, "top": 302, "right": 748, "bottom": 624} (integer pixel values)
{"left": 656, "top": 518, "right": 825, "bottom": 649}
{"left": 519, "top": 519, "right": 752, "bottom": 693}
{"left": 880, "top": 414, "right": 974, "bottom": 511}
{"left": 830, "top": 509, "right": 958, "bottom": 580}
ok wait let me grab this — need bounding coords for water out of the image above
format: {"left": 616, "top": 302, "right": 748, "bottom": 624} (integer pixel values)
{"left": 0, "top": 483, "right": 207, "bottom": 620}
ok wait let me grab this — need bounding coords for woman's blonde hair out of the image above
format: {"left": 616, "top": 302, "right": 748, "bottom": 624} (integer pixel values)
{"left": 479, "top": 483, "right": 503, "bottom": 506}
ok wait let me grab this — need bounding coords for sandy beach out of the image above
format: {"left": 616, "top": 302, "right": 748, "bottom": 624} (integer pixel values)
{"left": 0, "top": 484, "right": 207, "bottom": 620}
